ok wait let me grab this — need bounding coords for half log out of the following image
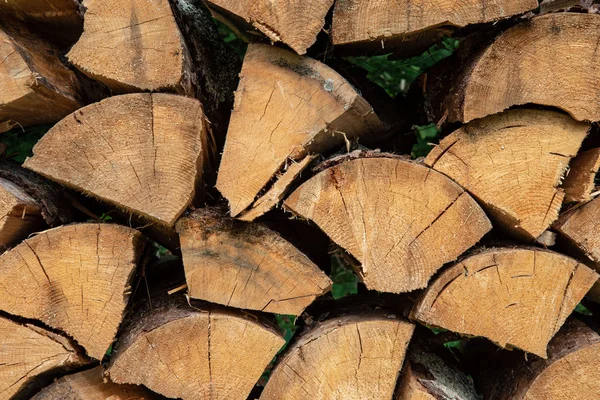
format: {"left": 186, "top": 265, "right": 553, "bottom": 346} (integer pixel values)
{"left": 216, "top": 44, "right": 385, "bottom": 219}
{"left": 0, "top": 223, "right": 145, "bottom": 360}
{"left": 332, "top": 0, "right": 537, "bottom": 54}
{"left": 205, "top": 0, "right": 334, "bottom": 54}
{"left": 411, "top": 248, "right": 598, "bottom": 358}
{"left": 176, "top": 209, "right": 331, "bottom": 315}
{"left": 23, "top": 93, "right": 211, "bottom": 226}
{"left": 424, "top": 109, "right": 589, "bottom": 241}
{"left": 261, "top": 314, "right": 414, "bottom": 400}
{"left": 562, "top": 148, "right": 600, "bottom": 203}
{"left": 427, "top": 13, "right": 600, "bottom": 123}
{"left": 284, "top": 156, "right": 491, "bottom": 293}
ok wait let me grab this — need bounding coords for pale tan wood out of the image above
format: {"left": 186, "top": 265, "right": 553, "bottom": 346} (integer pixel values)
{"left": 0, "top": 223, "right": 144, "bottom": 360}
{"left": 23, "top": 93, "right": 210, "bottom": 226}
{"left": 0, "top": 317, "right": 87, "bottom": 399}
{"left": 205, "top": 0, "right": 334, "bottom": 54}
{"left": 411, "top": 248, "right": 598, "bottom": 358}
{"left": 425, "top": 109, "right": 589, "bottom": 241}
{"left": 32, "top": 366, "right": 162, "bottom": 400}
{"left": 67, "top": 0, "right": 189, "bottom": 93}
{"left": 0, "top": 23, "right": 82, "bottom": 133}
{"left": 108, "top": 307, "right": 285, "bottom": 400}
{"left": 177, "top": 209, "right": 331, "bottom": 315}
{"left": 0, "top": 177, "right": 44, "bottom": 249}
{"left": 562, "top": 148, "right": 600, "bottom": 203}
{"left": 332, "top": 0, "right": 537, "bottom": 51}
{"left": 396, "top": 363, "right": 436, "bottom": 400}
{"left": 284, "top": 156, "right": 491, "bottom": 293}
{"left": 261, "top": 314, "right": 414, "bottom": 399}
{"left": 431, "top": 14, "right": 600, "bottom": 123}
{"left": 216, "top": 44, "right": 384, "bottom": 218}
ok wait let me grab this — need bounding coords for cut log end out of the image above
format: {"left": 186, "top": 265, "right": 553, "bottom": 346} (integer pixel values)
{"left": 411, "top": 248, "right": 599, "bottom": 358}
{"left": 177, "top": 209, "right": 331, "bottom": 315}
{"left": 0, "top": 176, "right": 44, "bottom": 249}
{"left": 216, "top": 43, "right": 385, "bottom": 218}
{"left": 0, "top": 223, "right": 144, "bottom": 360}
{"left": 262, "top": 314, "right": 414, "bottom": 399}
{"left": 23, "top": 93, "right": 211, "bottom": 226}
{"left": 284, "top": 156, "right": 491, "bottom": 293}
{"left": 425, "top": 109, "right": 589, "bottom": 241}
{"left": 108, "top": 306, "right": 284, "bottom": 400}
{"left": 562, "top": 148, "right": 600, "bottom": 203}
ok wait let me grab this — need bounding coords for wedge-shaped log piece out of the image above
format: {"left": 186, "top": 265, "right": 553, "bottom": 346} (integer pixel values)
{"left": 0, "top": 317, "right": 87, "bottom": 399}
{"left": 205, "top": 0, "right": 333, "bottom": 54}
{"left": 23, "top": 93, "right": 210, "bottom": 226}
{"left": 284, "top": 157, "right": 491, "bottom": 293}
{"left": 108, "top": 307, "right": 284, "bottom": 400}
{"left": 0, "top": 223, "right": 144, "bottom": 360}
{"left": 428, "top": 14, "right": 600, "bottom": 123}
{"left": 32, "top": 366, "right": 162, "bottom": 400}
{"left": 67, "top": 0, "right": 189, "bottom": 93}
{"left": 0, "top": 24, "right": 82, "bottom": 133}
{"left": 425, "top": 110, "right": 589, "bottom": 241}
{"left": 562, "top": 148, "right": 600, "bottom": 203}
{"left": 0, "top": 177, "right": 44, "bottom": 249}
{"left": 332, "top": 0, "right": 537, "bottom": 53}
{"left": 262, "top": 314, "right": 414, "bottom": 399}
{"left": 217, "top": 44, "right": 384, "bottom": 219}
{"left": 177, "top": 209, "right": 331, "bottom": 315}
{"left": 412, "top": 248, "right": 598, "bottom": 358}
{"left": 489, "top": 320, "right": 600, "bottom": 399}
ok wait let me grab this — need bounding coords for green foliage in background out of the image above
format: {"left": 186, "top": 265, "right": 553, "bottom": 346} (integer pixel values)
{"left": 330, "top": 253, "right": 359, "bottom": 299}
{"left": 0, "top": 125, "right": 51, "bottom": 163}
{"left": 412, "top": 123, "right": 441, "bottom": 159}
{"left": 214, "top": 20, "right": 247, "bottom": 59}
{"left": 346, "top": 37, "right": 460, "bottom": 98}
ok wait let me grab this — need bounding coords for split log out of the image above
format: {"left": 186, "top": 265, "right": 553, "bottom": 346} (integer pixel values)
{"left": 425, "top": 109, "right": 589, "bottom": 241}
{"left": 0, "top": 317, "right": 88, "bottom": 399}
{"left": 284, "top": 156, "right": 491, "bottom": 293}
{"left": 427, "top": 13, "right": 600, "bottom": 123}
{"left": 261, "top": 314, "right": 414, "bottom": 399}
{"left": 395, "top": 349, "right": 479, "bottom": 400}
{"left": 488, "top": 319, "right": 600, "bottom": 399}
{"left": 205, "top": 0, "right": 333, "bottom": 54}
{"left": 32, "top": 366, "right": 162, "bottom": 400}
{"left": 411, "top": 248, "right": 598, "bottom": 358}
{"left": 176, "top": 209, "right": 331, "bottom": 315}
{"left": 562, "top": 148, "right": 600, "bottom": 203}
{"left": 0, "top": 223, "right": 145, "bottom": 360}
{"left": 0, "top": 177, "right": 44, "bottom": 249}
{"left": 0, "top": 0, "right": 82, "bottom": 46}
{"left": 0, "top": 23, "right": 82, "bottom": 133}
{"left": 67, "top": 0, "right": 190, "bottom": 93}
{"left": 331, "top": 0, "right": 537, "bottom": 55}
{"left": 108, "top": 306, "right": 284, "bottom": 400}
{"left": 217, "top": 44, "right": 385, "bottom": 219}
{"left": 23, "top": 93, "right": 211, "bottom": 226}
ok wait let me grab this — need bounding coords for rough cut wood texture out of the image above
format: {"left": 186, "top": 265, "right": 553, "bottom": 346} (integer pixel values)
{"left": 0, "top": 23, "right": 82, "bottom": 133}
{"left": 32, "top": 366, "right": 162, "bottom": 400}
{"left": 261, "top": 314, "right": 414, "bottom": 400}
{"left": 284, "top": 157, "right": 491, "bottom": 293}
{"left": 427, "top": 13, "right": 600, "bottom": 123}
{"left": 205, "top": 0, "right": 334, "bottom": 54}
{"left": 67, "top": 0, "right": 189, "bottom": 93}
{"left": 0, "top": 176, "right": 44, "bottom": 249}
{"left": 411, "top": 248, "right": 598, "bottom": 358}
{"left": 23, "top": 93, "right": 210, "bottom": 226}
{"left": 216, "top": 44, "right": 384, "bottom": 219}
{"left": 562, "top": 148, "right": 600, "bottom": 203}
{"left": 0, "top": 317, "right": 87, "bottom": 399}
{"left": 109, "top": 306, "right": 284, "bottom": 400}
{"left": 0, "top": 223, "right": 144, "bottom": 360}
{"left": 425, "top": 109, "right": 588, "bottom": 241}
{"left": 488, "top": 320, "right": 600, "bottom": 400}
{"left": 332, "top": 0, "right": 537, "bottom": 52}
{"left": 177, "top": 209, "right": 331, "bottom": 315}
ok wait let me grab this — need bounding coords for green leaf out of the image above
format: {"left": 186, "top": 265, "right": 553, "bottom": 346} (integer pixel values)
{"left": 574, "top": 303, "right": 593, "bottom": 316}
{"left": 0, "top": 125, "right": 51, "bottom": 163}
{"left": 330, "top": 253, "right": 358, "bottom": 299}
{"left": 411, "top": 124, "right": 440, "bottom": 158}
{"left": 214, "top": 19, "right": 247, "bottom": 59}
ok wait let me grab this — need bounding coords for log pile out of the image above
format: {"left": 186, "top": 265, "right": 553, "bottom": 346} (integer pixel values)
{"left": 0, "top": 1, "right": 599, "bottom": 399}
